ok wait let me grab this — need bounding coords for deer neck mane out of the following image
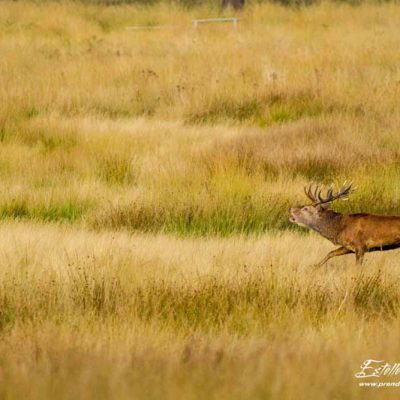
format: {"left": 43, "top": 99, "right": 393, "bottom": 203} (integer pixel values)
{"left": 310, "top": 210, "right": 344, "bottom": 243}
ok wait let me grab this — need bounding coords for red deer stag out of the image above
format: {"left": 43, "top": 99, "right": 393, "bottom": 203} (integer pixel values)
{"left": 289, "top": 183, "right": 400, "bottom": 266}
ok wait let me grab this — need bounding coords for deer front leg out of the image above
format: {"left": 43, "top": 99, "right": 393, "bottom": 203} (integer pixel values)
{"left": 355, "top": 248, "right": 365, "bottom": 265}
{"left": 315, "top": 246, "right": 353, "bottom": 267}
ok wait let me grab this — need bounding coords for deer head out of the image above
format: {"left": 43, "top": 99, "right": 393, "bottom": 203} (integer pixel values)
{"left": 289, "top": 182, "right": 354, "bottom": 230}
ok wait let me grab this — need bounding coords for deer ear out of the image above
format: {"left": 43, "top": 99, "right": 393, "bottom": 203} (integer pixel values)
{"left": 317, "top": 203, "right": 330, "bottom": 211}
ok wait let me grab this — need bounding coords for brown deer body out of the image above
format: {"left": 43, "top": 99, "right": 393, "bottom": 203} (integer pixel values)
{"left": 289, "top": 183, "right": 400, "bottom": 266}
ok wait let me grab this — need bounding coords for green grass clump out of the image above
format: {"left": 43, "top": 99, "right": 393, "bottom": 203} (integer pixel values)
{"left": 185, "top": 90, "right": 339, "bottom": 126}
{"left": 0, "top": 199, "right": 90, "bottom": 222}
{"left": 96, "top": 154, "right": 137, "bottom": 185}
{"left": 89, "top": 192, "right": 294, "bottom": 235}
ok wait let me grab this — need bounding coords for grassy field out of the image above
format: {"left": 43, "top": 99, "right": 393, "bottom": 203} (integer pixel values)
{"left": 2, "top": 1, "right": 400, "bottom": 398}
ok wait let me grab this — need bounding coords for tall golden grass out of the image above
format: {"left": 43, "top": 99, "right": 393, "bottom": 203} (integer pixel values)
{"left": 2, "top": 1, "right": 400, "bottom": 398}
{"left": 1, "top": 222, "right": 400, "bottom": 399}
{"left": 2, "top": 1, "right": 400, "bottom": 233}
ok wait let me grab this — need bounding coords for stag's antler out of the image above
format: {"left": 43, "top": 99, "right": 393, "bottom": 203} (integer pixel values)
{"left": 304, "top": 182, "right": 354, "bottom": 205}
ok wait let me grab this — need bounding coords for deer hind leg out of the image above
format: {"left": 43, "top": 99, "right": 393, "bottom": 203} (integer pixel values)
{"left": 315, "top": 246, "right": 353, "bottom": 267}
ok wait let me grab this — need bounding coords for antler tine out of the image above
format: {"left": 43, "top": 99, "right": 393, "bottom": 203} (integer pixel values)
{"left": 304, "top": 183, "right": 318, "bottom": 203}
{"left": 316, "top": 184, "right": 327, "bottom": 204}
{"left": 337, "top": 182, "right": 354, "bottom": 199}
{"left": 338, "top": 182, "right": 350, "bottom": 195}
{"left": 313, "top": 185, "right": 320, "bottom": 203}
{"left": 327, "top": 182, "right": 354, "bottom": 203}
{"left": 309, "top": 186, "right": 315, "bottom": 201}
{"left": 317, "top": 187, "right": 325, "bottom": 203}
{"left": 304, "top": 185, "right": 310, "bottom": 198}
{"left": 303, "top": 182, "right": 355, "bottom": 205}
{"left": 319, "top": 184, "right": 334, "bottom": 203}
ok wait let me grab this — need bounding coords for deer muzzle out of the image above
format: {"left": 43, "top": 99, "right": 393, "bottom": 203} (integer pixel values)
{"left": 289, "top": 207, "right": 298, "bottom": 223}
